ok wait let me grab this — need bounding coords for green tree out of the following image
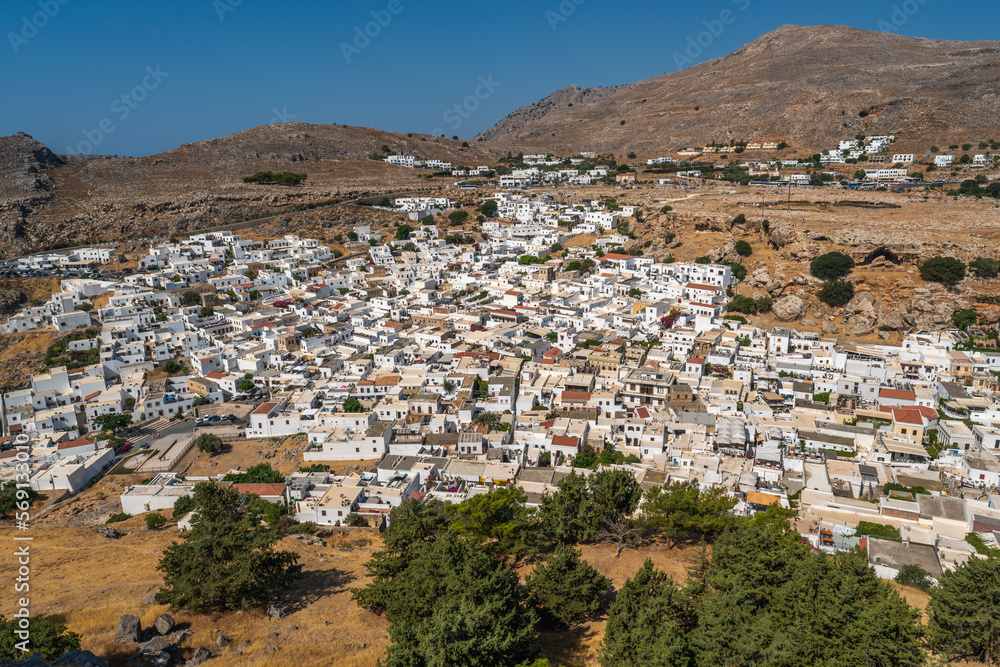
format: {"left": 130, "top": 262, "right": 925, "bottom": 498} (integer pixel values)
{"left": 236, "top": 373, "right": 255, "bottom": 392}
{"left": 0, "top": 614, "right": 81, "bottom": 661}
{"left": 727, "top": 295, "right": 757, "bottom": 315}
{"left": 199, "top": 306, "right": 214, "bottom": 317}
{"left": 818, "top": 279, "right": 855, "bottom": 307}
{"left": 526, "top": 543, "right": 610, "bottom": 626}
{"left": 342, "top": 397, "right": 365, "bottom": 413}
{"left": 969, "top": 257, "right": 999, "bottom": 278}
{"left": 146, "top": 512, "right": 167, "bottom": 530}
{"left": 479, "top": 200, "right": 498, "bottom": 217}
{"left": 641, "top": 480, "right": 735, "bottom": 549}
{"left": 448, "top": 210, "right": 469, "bottom": 225}
{"left": 394, "top": 225, "right": 413, "bottom": 240}
{"left": 195, "top": 433, "right": 223, "bottom": 454}
{"left": 180, "top": 290, "right": 201, "bottom": 307}
{"left": 733, "top": 240, "right": 752, "bottom": 257}
{"left": 163, "top": 359, "right": 181, "bottom": 374}
{"left": 928, "top": 556, "right": 1000, "bottom": 665}
{"left": 538, "top": 469, "right": 641, "bottom": 543}
{"left": 951, "top": 309, "right": 978, "bottom": 330}
{"left": 895, "top": 564, "right": 935, "bottom": 592}
{"left": 920, "top": 256, "right": 966, "bottom": 284}
{"left": 810, "top": 251, "right": 855, "bottom": 280}
{"left": 362, "top": 531, "right": 539, "bottom": 667}
{"left": 222, "top": 463, "right": 284, "bottom": 484}
{"left": 447, "top": 486, "right": 537, "bottom": 555}
{"left": 0, "top": 481, "right": 38, "bottom": 517}
{"left": 156, "top": 483, "right": 299, "bottom": 612}
{"left": 598, "top": 558, "right": 693, "bottom": 667}
{"left": 93, "top": 412, "right": 132, "bottom": 433}
{"left": 172, "top": 494, "right": 196, "bottom": 518}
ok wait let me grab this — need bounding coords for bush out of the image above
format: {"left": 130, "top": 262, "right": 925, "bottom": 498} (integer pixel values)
{"left": 180, "top": 290, "right": 201, "bottom": 306}
{"left": 817, "top": 279, "right": 855, "bottom": 307}
{"left": 727, "top": 262, "right": 747, "bottom": 280}
{"left": 242, "top": 171, "right": 307, "bottom": 186}
{"left": 0, "top": 614, "right": 81, "bottom": 660}
{"left": 895, "top": 564, "right": 935, "bottom": 592}
{"left": 733, "top": 240, "right": 752, "bottom": 257}
{"left": 855, "top": 521, "right": 900, "bottom": 540}
{"left": 345, "top": 513, "right": 368, "bottom": 527}
{"left": 920, "top": 256, "right": 966, "bottom": 284}
{"left": 810, "top": 251, "right": 854, "bottom": 280}
{"left": 146, "top": 513, "right": 167, "bottom": 530}
{"left": 951, "top": 309, "right": 978, "bottom": 330}
{"left": 447, "top": 210, "right": 469, "bottom": 225}
{"left": 968, "top": 257, "right": 999, "bottom": 278}
{"left": 728, "top": 296, "right": 758, "bottom": 314}
{"left": 106, "top": 512, "right": 131, "bottom": 524}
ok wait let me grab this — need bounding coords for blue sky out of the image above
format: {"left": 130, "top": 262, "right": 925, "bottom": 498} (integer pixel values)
{"left": 2, "top": 0, "right": 995, "bottom": 156}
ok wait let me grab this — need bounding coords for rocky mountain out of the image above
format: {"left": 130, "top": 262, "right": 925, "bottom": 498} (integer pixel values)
{"left": 0, "top": 124, "right": 507, "bottom": 257}
{"left": 477, "top": 25, "right": 1000, "bottom": 154}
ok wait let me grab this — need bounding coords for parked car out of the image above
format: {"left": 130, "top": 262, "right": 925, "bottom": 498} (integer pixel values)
{"left": 116, "top": 443, "right": 132, "bottom": 453}
{"left": 210, "top": 415, "right": 221, "bottom": 422}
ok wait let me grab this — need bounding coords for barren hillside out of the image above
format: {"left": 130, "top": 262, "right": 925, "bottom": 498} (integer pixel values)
{"left": 477, "top": 25, "right": 1000, "bottom": 156}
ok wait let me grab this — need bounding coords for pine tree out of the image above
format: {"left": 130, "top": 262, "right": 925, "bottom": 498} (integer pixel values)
{"left": 526, "top": 543, "right": 610, "bottom": 626}
{"left": 928, "top": 555, "right": 1000, "bottom": 665}
{"left": 156, "top": 483, "right": 300, "bottom": 612}
{"left": 598, "top": 559, "right": 693, "bottom": 667}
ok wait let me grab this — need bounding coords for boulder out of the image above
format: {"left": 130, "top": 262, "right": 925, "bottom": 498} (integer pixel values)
{"left": 186, "top": 648, "right": 212, "bottom": 666}
{"left": 772, "top": 295, "right": 806, "bottom": 321}
{"left": 115, "top": 615, "right": 142, "bottom": 644}
{"left": 267, "top": 604, "right": 290, "bottom": 620}
{"left": 142, "top": 591, "right": 160, "bottom": 605}
{"left": 216, "top": 635, "right": 229, "bottom": 648}
{"left": 153, "top": 614, "right": 175, "bottom": 636}
{"left": 51, "top": 653, "right": 109, "bottom": 667}
{"left": 140, "top": 636, "right": 170, "bottom": 654}
{"left": 821, "top": 322, "right": 840, "bottom": 334}
{"left": 851, "top": 320, "right": 874, "bottom": 336}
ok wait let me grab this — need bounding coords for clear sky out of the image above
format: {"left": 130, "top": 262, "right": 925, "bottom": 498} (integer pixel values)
{"left": 2, "top": 0, "right": 996, "bottom": 156}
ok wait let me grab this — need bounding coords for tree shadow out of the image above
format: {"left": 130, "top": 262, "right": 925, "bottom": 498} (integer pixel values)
{"left": 284, "top": 567, "right": 356, "bottom": 611}
{"left": 537, "top": 623, "right": 603, "bottom": 666}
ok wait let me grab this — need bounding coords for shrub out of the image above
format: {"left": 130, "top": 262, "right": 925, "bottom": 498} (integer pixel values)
{"left": 951, "top": 309, "right": 978, "bottom": 330}
{"left": 968, "top": 257, "right": 999, "bottom": 278}
{"left": 727, "top": 262, "right": 747, "bottom": 280}
{"left": 920, "top": 256, "right": 966, "bottom": 284}
{"left": 895, "top": 564, "right": 935, "bottom": 592}
{"left": 817, "top": 279, "right": 855, "bottom": 307}
{"left": 106, "top": 512, "right": 131, "bottom": 524}
{"left": 810, "top": 252, "right": 854, "bottom": 280}
{"left": 855, "top": 521, "right": 900, "bottom": 540}
{"left": 733, "top": 240, "right": 752, "bottom": 257}
{"left": 146, "top": 513, "right": 167, "bottom": 530}
{"left": 728, "top": 296, "right": 758, "bottom": 314}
